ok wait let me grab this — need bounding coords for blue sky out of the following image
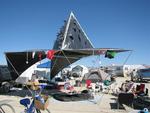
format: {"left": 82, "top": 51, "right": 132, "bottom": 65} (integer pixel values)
{"left": 0, "top": 0, "right": 150, "bottom": 66}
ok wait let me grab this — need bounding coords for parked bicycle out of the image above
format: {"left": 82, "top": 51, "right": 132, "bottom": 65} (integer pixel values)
{"left": 20, "top": 85, "right": 50, "bottom": 113}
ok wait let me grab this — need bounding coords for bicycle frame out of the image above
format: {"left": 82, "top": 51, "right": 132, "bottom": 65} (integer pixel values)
{"left": 28, "top": 100, "right": 35, "bottom": 113}
{"left": 20, "top": 97, "right": 37, "bottom": 113}
{"left": 20, "top": 85, "right": 47, "bottom": 113}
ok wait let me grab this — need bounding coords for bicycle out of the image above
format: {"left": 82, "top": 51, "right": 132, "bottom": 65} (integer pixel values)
{"left": 0, "top": 100, "right": 15, "bottom": 113}
{"left": 20, "top": 85, "right": 50, "bottom": 113}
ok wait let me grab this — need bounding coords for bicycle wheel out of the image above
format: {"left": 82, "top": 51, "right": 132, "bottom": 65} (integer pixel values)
{"left": 0, "top": 103, "right": 15, "bottom": 113}
{"left": 35, "top": 108, "right": 50, "bottom": 113}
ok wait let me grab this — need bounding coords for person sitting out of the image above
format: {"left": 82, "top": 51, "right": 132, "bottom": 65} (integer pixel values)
{"left": 30, "top": 73, "right": 40, "bottom": 91}
{"left": 132, "top": 84, "right": 146, "bottom": 96}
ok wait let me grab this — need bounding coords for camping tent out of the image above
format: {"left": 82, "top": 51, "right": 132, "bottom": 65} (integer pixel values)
{"left": 82, "top": 69, "right": 111, "bottom": 83}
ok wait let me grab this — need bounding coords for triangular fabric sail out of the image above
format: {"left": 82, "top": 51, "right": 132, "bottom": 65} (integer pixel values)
{"left": 53, "top": 12, "right": 93, "bottom": 50}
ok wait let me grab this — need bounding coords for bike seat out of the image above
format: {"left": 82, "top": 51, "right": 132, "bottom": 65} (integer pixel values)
{"left": 20, "top": 98, "right": 30, "bottom": 107}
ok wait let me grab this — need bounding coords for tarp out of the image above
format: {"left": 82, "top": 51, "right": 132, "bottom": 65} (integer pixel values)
{"left": 37, "top": 61, "right": 51, "bottom": 68}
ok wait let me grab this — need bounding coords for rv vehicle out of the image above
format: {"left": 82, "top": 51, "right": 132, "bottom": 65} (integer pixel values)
{"left": 0, "top": 65, "right": 13, "bottom": 93}
{"left": 103, "top": 65, "right": 123, "bottom": 77}
{"left": 136, "top": 68, "right": 150, "bottom": 81}
{"left": 71, "top": 65, "right": 88, "bottom": 78}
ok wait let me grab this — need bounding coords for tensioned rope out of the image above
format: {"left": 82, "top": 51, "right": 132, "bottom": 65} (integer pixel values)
{"left": 61, "top": 50, "right": 72, "bottom": 65}
{"left": 122, "top": 50, "right": 133, "bottom": 65}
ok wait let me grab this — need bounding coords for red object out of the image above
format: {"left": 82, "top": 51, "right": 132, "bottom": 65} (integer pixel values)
{"left": 38, "top": 52, "right": 42, "bottom": 61}
{"left": 47, "top": 50, "right": 55, "bottom": 60}
{"left": 86, "top": 79, "right": 92, "bottom": 88}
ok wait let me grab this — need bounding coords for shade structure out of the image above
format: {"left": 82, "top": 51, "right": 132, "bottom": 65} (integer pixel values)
{"left": 5, "top": 48, "right": 131, "bottom": 80}
{"left": 4, "top": 12, "right": 131, "bottom": 80}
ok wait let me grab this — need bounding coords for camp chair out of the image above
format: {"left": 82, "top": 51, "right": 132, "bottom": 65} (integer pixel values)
{"left": 135, "top": 84, "right": 145, "bottom": 96}
{"left": 117, "top": 93, "right": 134, "bottom": 109}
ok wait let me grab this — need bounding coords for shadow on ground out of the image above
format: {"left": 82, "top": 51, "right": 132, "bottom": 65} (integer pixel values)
{"left": 110, "top": 98, "right": 126, "bottom": 110}
{"left": 110, "top": 103, "right": 126, "bottom": 110}
{"left": 0, "top": 88, "right": 63, "bottom": 97}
